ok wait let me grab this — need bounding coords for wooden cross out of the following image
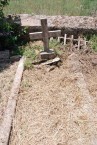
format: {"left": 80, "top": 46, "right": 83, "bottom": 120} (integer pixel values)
{"left": 29, "top": 19, "right": 61, "bottom": 53}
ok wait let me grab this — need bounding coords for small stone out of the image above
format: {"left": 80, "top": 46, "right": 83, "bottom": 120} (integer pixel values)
{"left": 46, "top": 65, "right": 56, "bottom": 72}
{"left": 10, "top": 55, "right": 21, "bottom": 62}
{"left": 83, "top": 48, "right": 89, "bottom": 54}
{"left": 92, "top": 59, "right": 97, "bottom": 66}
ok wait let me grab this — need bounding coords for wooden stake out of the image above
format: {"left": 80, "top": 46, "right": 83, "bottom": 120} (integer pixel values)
{"left": 78, "top": 36, "right": 81, "bottom": 50}
{"left": 58, "top": 37, "right": 60, "bottom": 42}
{"left": 70, "top": 35, "right": 74, "bottom": 46}
{"left": 64, "top": 34, "right": 67, "bottom": 45}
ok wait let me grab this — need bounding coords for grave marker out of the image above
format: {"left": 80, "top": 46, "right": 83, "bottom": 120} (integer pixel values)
{"left": 29, "top": 19, "right": 61, "bottom": 59}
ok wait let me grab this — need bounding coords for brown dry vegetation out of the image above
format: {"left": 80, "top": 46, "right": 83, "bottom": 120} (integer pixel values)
{"left": 9, "top": 50, "right": 97, "bottom": 145}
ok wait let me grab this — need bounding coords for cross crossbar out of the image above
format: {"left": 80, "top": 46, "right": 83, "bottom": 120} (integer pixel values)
{"left": 29, "top": 30, "right": 61, "bottom": 40}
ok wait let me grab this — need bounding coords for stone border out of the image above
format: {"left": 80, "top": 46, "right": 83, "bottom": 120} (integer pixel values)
{"left": 67, "top": 53, "right": 94, "bottom": 115}
{"left": 0, "top": 57, "right": 25, "bottom": 145}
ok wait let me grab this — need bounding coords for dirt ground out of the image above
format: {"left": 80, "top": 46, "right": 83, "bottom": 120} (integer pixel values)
{"left": 0, "top": 62, "right": 18, "bottom": 124}
{"left": 19, "top": 14, "right": 96, "bottom": 29}
{"left": 9, "top": 51, "right": 97, "bottom": 145}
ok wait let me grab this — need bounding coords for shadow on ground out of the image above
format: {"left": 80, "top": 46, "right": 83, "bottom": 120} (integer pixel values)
{"left": 0, "top": 60, "right": 18, "bottom": 73}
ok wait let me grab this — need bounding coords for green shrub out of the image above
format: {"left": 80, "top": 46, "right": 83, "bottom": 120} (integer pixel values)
{"left": 0, "top": 0, "right": 28, "bottom": 51}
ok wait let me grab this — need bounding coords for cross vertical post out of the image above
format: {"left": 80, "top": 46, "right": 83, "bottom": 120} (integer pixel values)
{"left": 41, "top": 19, "right": 49, "bottom": 52}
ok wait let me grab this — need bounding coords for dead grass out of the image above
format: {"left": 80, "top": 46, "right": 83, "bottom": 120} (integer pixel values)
{"left": 9, "top": 51, "right": 97, "bottom": 145}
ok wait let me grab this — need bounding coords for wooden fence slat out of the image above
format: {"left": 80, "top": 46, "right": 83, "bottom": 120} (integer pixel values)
{"left": 70, "top": 35, "right": 74, "bottom": 47}
{"left": 58, "top": 34, "right": 88, "bottom": 49}
{"left": 64, "top": 34, "right": 67, "bottom": 45}
{"left": 78, "top": 36, "right": 81, "bottom": 50}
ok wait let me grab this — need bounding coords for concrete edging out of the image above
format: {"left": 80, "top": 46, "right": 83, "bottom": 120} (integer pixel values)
{"left": 0, "top": 57, "right": 25, "bottom": 145}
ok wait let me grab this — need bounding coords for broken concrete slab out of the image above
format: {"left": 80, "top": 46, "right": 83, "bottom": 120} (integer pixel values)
{"left": 41, "top": 57, "right": 61, "bottom": 65}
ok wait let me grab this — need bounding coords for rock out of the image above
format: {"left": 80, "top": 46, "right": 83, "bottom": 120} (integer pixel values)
{"left": 46, "top": 65, "right": 56, "bottom": 72}
{"left": 10, "top": 55, "right": 21, "bottom": 62}
{"left": 92, "top": 59, "right": 97, "bottom": 66}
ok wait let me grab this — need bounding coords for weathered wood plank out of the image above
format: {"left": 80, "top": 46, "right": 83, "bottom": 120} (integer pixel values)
{"left": 29, "top": 30, "right": 61, "bottom": 40}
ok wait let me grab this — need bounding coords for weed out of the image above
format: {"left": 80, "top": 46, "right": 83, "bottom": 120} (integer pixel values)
{"left": 49, "top": 39, "right": 64, "bottom": 56}
{"left": 24, "top": 58, "right": 34, "bottom": 70}
{"left": 24, "top": 47, "right": 36, "bottom": 59}
{"left": 23, "top": 42, "right": 43, "bottom": 69}
{"left": 23, "top": 45, "right": 37, "bottom": 69}
{"left": 89, "top": 35, "right": 97, "bottom": 51}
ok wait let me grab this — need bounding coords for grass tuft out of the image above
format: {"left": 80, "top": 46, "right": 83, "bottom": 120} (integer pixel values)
{"left": 89, "top": 35, "right": 97, "bottom": 51}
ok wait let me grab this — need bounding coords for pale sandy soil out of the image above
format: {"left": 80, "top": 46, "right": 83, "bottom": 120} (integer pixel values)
{"left": 0, "top": 62, "right": 18, "bottom": 124}
{"left": 9, "top": 51, "right": 97, "bottom": 145}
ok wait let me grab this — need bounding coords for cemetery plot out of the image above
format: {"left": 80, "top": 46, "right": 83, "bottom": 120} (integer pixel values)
{"left": 9, "top": 52, "right": 97, "bottom": 145}
{"left": 1, "top": 18, "right": 97, "bottom": 145}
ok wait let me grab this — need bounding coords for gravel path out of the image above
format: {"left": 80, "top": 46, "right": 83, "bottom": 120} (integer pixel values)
{"left": 10, "top": 52, "right": 97, "bottom": 145}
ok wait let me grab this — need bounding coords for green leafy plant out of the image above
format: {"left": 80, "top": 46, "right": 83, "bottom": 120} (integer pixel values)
{"left": 49, "top": 39, "right": 64, "bottom": 56}
{"left": 0, "top": 0, "right": 10, "bottom": 32}
{"left": 23, "top": 43, "right": 43, "bottom": 70}
{"left": 0, "top": 0, "right": 28, "bottom": 51}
